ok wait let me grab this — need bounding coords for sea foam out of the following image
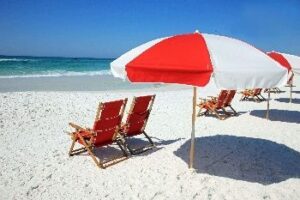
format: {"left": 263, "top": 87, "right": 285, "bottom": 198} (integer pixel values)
{"left": 0, "top": 70, "right": 112, "bottom": 79}
{"left": 0, "top": 58, "right": 33, "bottom": 62}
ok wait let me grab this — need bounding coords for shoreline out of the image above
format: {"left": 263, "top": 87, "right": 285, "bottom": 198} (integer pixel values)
{"left": 0, "top": 75, "right": 162, "bottom": 92}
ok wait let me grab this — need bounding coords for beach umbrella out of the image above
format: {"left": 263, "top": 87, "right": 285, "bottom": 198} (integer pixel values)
{"left": 268, "top": 51, "right": 300, "bottom": 103}
{"left": 110, "top": 32, "right": 288, "bottom": 169}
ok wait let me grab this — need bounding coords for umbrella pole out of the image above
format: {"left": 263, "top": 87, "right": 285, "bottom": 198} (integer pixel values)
{"left": 290, "top": 81, "right": 293, "bottom": 103}
{"left": 189, "top": 87, "right": 197, "bottom": 169}
{"left": 266, "top": 89, "right": 270, "bottom": 120}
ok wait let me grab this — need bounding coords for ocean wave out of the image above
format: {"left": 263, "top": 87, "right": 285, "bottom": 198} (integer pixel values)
{"left": 0, "top": 58, "right": 34, "bottom": 62}
{"left": 0, "top": 70, "right": 112, "bottom": 78}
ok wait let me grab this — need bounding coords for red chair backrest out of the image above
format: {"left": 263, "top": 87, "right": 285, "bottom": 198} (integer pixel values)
{"left": 253, "top": 88, "right": 262, "bottom": 95}
{"left": 92, "top": 99, "right": 127, "bottom": 146}
{"left": 224, "top": 90, "right": 236, "bottom": 106}
{"left": 215, "top": 90, "right": 228, "bottom": 109}
{"left": 125, "top": 95, "right": 155, "bottom": 137}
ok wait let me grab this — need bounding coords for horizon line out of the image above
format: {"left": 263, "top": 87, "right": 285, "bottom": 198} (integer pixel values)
{"left": 0, "top": 54, "right": 116, "bottom": 60}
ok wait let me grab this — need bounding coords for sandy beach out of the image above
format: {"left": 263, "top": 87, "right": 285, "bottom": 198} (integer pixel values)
{"left": 0, "top": 75, "right": 299, "bottom": 199}
{"left": 1, "top": 0, "right": 299, "bottom": 199}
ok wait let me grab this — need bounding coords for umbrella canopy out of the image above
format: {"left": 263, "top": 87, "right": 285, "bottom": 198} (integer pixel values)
{"left": 112, "top": 32, "right": 288, "bottom": 89}
{"left": 267, "top": 51, "right": 300, "bottom": 103}
{"left": 110, "top": 32, "right": 288, "bottom": 169}
{"left": 267, "top": 51, "right": 300, "bottom": 75}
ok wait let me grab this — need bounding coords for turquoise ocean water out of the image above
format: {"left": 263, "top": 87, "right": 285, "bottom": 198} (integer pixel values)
{"left": 0, "top": 55, "right": 113, "bottom": 78}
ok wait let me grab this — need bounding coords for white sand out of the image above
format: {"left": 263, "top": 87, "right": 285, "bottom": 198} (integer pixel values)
{"left": 0, "top": 77, "right": 300, "bottom": 200}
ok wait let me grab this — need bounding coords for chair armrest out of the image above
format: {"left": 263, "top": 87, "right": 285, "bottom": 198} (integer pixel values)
{"left": 198, "top": 98, "right": 208, "bottom": 102}
{"left": 239, "top": 91, "right": 250, "bottom": 95}
{"left": 197, "top": 98, "right": 207, "bottom": 106}
{"left": 207, "top": 96, "right": 217, "bottom": 101}
{"left": 69, "top": 122, "right": 85, "bottom": 131}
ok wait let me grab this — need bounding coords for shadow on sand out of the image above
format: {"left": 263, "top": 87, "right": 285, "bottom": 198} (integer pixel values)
{"left": 174, "top": 135, "right": 300, "bottom": 185}
{"left": 89, "top": 137, "right": 181, "bottom": 163}
{"left": 292, "top": 91, "right": 300, "bottom": 94}
{"left": 276, "top": 98, "right": 300, "bottom": 104}
{"left": 250, "top": 109, "right": 300, "bottom": 123}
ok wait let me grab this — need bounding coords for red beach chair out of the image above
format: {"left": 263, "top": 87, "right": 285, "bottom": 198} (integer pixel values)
{"left": 120, "top": 95, "right": 156, "bottom": 155}
{"left": 197, "top": 90, "right": 229, "bottom": 120}
{"left": 240, "top": 88, "right": 266, "bottom": 102}
{"left": 68, "top": 99, "right": 128, "bottom": 168}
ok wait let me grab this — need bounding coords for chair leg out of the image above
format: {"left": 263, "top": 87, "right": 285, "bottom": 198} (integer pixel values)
{"left": 69, "top": 146, "right": 88, "bottom": 156}
{"left": 240, "top": 96, "right": 249, "bottom": 101}
{"left": 68, "top": 134, "right": 89, "bottom": 156}
{"left": 77, "top": 134, "right": 103, "bottom": 168}
{"left": 124, "top": 140, "right": 135, "bottom": 155}
{"left": 197, "top": 107, "right": 203, "bottom": 117}
{"left": 144, "top": 131, "right": 154, "bottom": 146}
{"left": 205, "top": 110, "right": 209, "bottom": 115}
{"left": 210, "top": 108, "right": 226, "bottom": 120}
{"left": 125, "top": 131, "right": 155, "bottom": 155}
{"left": 69, "top": 138, "right": 76, "bottom": 156}
{"left": 221, "top": 108, "right": 231, "bottom": 116}
{"left": 116, "top": 140, "right": 129, "bottom": 157}
{"left": 197, "top": 107, "right": 202, "bottom": 117}
{"left": 254, "top": 96, "right": 261, "bottom": 102}
{"left": 259, "top": 94, "right": 266, "bottom": 101}
{"left": 197, "top": 107, "right": 208, "bottom": 117}
{"left": 228, "top": 105, "right": 237, "bottom": 116}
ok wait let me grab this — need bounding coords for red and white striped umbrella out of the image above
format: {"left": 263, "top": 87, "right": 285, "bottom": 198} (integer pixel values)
{"left": 111, "top": 32, "right": 288, "bottom": 89}
{"left": 268, "top": 51, "right": 300, "bottom": 75}
{"left": 268, "top": 51, "right": 300, "bottom": 76}
{"left": 268, "top": 51, "right": 300, "bottom": 102}
{"left": 110, "top": 32, "right": 288, "bottom": 169}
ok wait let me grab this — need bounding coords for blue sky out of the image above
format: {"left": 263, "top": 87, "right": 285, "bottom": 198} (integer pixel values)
{"left": 0, "top": 0, "right": 299, "bottom": 58}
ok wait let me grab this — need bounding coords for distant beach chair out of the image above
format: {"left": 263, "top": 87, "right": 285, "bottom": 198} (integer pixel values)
{"left": 120, "top": 95, "right": 156, "bottom": 155}
{"left": 197, "top": 90, "right": 229, "bottom": 120}
{"left": 68, "top": 99, "right": 128, "bottom": 168}
{"left": 240, "top": 88, "right": 266, "bottom": 102}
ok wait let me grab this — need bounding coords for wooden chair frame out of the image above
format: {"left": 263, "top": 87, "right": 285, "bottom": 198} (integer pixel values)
{"left": 197, "top": 91, "right": 230, "bottom": 120}
{"left": 68, "top": 99, "right": 129, "bottom": 168}
{"left": 240, "top": 89, "right": 266, "bottom": 102}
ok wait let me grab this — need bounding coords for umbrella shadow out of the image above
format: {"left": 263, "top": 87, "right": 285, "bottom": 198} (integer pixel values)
{"left": 276, "top": 98, "right": 300, "bottom": 104}
{"left": 250, "top": 109, "right": 300, "bottom": 123}
{"left": 174, "top": 135, "right": 300, "bottom": 185}
{"left": 292, "top": 91, "right": 300, "bottom": 94}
